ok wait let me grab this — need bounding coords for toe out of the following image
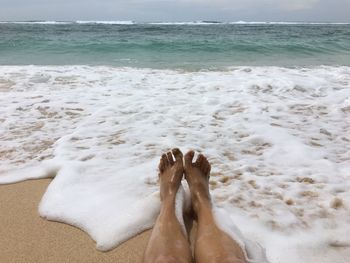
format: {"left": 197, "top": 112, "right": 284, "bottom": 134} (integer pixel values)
{"left": 195, "top": 154, "right": 204, "bottom": 167}
{"left": 204, "top": 161, "right": 211, "bottom": 177}
{"left": 203, "top": 156, "right": 211, "bottom": 176}
{"left": 172, "top": 148, "right": 183, "bottom": 163}
{"left": 202, "top": 155, "right": 208, "bottom": 166}
{"left": 158, "top": 157, "right": 164, "bottom": 173}
{"left": 167, "top": 151, "right": 174, "bottom": 165}
{"left": 184, "top": 150, "right": 195, "bottom": 167}
{"left": 161, "top": 154, "right": 169, "bottom": 168}
{"left": 207, "top": 162, "right": 211, "bottom": 176}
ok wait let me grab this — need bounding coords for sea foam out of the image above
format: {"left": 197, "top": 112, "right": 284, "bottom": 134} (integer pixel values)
{"left": 0, "top": 66, "right": 349, "bottom": 262}
{"left": 75, "top": 20, "right": 134, "bottom": 25}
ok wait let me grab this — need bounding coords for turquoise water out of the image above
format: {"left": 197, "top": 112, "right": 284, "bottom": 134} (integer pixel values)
{"left": 1, "top": 22, "right": 350, "bottom": 69}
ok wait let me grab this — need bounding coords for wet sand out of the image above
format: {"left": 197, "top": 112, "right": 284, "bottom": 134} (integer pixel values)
{"left": 0, "top": 179, "right": 150, "bottom": 263}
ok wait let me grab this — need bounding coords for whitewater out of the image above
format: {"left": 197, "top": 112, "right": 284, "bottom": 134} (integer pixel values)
{"left": 0, "top": 65, "right": 349, "bottom": 262}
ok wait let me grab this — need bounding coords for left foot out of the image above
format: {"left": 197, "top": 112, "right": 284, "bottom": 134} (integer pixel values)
{"left": 184, "top": 150, "right": 212, "bottom": 214}
{"left": 158, "top": 148, "right": 184, "bottom": 201}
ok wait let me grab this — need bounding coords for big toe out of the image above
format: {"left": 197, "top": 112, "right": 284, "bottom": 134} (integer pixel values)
{"left": 158, "top": 156, "right": 164, "bottom": 173}
{"left": 184, "top": 150, "right": 195, "bottom": 168}
{"left": 167, "top": 151, "right": 175, "bottom": 165}
{"left": 161, "top": 154, "right": 169, "bottom": 167}
{"left": 172, "top": 148, "right": 183, "bottom": 164}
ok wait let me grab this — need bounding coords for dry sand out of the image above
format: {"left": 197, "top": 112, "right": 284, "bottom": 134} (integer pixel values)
{"left": 0, "top": 179, "right": 151, "bottom": 263}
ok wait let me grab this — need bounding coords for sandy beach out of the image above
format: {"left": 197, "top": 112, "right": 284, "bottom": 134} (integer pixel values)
{"left": 0, "top": 179, "right": 150, "bottom": 263}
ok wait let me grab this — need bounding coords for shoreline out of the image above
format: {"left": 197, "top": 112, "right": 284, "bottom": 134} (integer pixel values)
{"left": 0, "top": 179, "right": 150, "bottom": 263}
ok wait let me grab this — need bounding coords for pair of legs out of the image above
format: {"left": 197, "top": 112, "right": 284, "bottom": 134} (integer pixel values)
{"left": 143, "top": 149, "right": 247, "bottom": 263}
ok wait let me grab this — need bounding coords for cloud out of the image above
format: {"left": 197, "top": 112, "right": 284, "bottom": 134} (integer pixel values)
{"left": 0, "top": 0, "right": 348, "bottom": 22}
{"left": 280, "top": 0, "right": 320, "bottom": 10}
{"left": 178, "top": 0, "right": 321, "bottom": 11}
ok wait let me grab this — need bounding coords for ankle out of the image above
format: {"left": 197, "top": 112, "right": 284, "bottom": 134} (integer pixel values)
{"left": 193, "top": 196, "right": 212, "bottom": 214}
{"left": 160, "top": 196, "right": 176, "bottom": 210}
{"left": 196, "top": 204, "right": 215, "bottom": 225}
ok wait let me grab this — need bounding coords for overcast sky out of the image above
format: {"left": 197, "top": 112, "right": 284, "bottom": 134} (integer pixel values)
{"left": 0, "top": 0, "right": 349, "bottom": 22}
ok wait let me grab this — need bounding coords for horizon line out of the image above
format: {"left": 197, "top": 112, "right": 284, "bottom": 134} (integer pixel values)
{"left": 1, "top": 20, "right": 350, "bottom": 25}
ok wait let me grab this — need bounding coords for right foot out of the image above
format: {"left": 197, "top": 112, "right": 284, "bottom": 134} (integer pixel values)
{"left": 158, "top": 148, "right": 184, "bottom": 202}
{"left": 184, "top": 150, "right": 212, "bottom": 213}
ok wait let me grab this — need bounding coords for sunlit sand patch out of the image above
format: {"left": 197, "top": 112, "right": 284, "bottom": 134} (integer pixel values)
{"left": 247, "top": 180, "right": 260, "bottom": 189}
{"left": 54, "top": 75, "right": 80, "bottom": 84}
{"left": 300, "top": 190, "right": 319, "bottom": 198}
{"left": 0, "top": 149, "right": 17, "bottom": 160}
{"left": 222, "top": 151, "right": 236, "bottom": 161}
{"left": 219, "top": 175, "right": 233, "bottom": 184}
{"left": 285, "top": 199, "right": 294, "bottom": 206}
{"left": 40, "top": 107, "right": 68, "bottom": 120}
{"left": 297, "top": 177, "right": 315, "bottom": 184}
{"left": 0, "top": 79, "right": 15, "bottom": 91}
{"left": 330, "top": 198, "right": 344, "bottom": 209}
{"left": 310, "top": 140, "right": 323, "bottom": 147}
{"left": 107, "top": 133, "right": 127, "bottom": 146}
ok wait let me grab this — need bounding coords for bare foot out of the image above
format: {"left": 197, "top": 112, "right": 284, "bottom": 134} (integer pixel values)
{"left": 158, "top": 148, "right": 184, "bottom": 202}
{"left": 184, "top": 150, "right": 212, "bottom": 213}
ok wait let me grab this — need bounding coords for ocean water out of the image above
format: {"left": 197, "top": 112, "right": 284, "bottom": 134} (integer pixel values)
{"left": 1, "top": 22, "right": 350, "bottom": 263}
{"left": 0, "top": 22, "right": 350, "bottom": 69}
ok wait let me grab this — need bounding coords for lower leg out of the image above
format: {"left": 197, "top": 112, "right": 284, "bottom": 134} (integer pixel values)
{"left": 144, "top": 198, "right": 192, "bottom": 263}
{"left": 195, "top": 202, "right": 246, "bottom": 263}
{"left": 143, "top": 149, "right": 192, "bottom": 263}
{"left": 184, "top": 151, "right": 247, "bottom": 263}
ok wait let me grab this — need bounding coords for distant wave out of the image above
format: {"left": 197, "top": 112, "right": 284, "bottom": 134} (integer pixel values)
{"left": 147, "top": 21, "right": 350, "bottom": 25}
{"left": 0, "top": 20, "right": 349, "bottom": 25}
{"left": 75, "top": 20, "right": 134, "bottom": 25}
{"left": 0, "top": 21, "right": 71, "bottom": 24}
{"left": 0, "top": 20, "right": 135, "bottom": 25}
{"left": 149, "top": 21, "right": 222, "bottom": 25}
{"left": 229, "top": 21, "right": 350, "bottom": 25}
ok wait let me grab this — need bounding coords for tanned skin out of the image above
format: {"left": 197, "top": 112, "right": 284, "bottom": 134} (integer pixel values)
{"left": 143, "top": 149, "right": 247, "bottom": 263}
